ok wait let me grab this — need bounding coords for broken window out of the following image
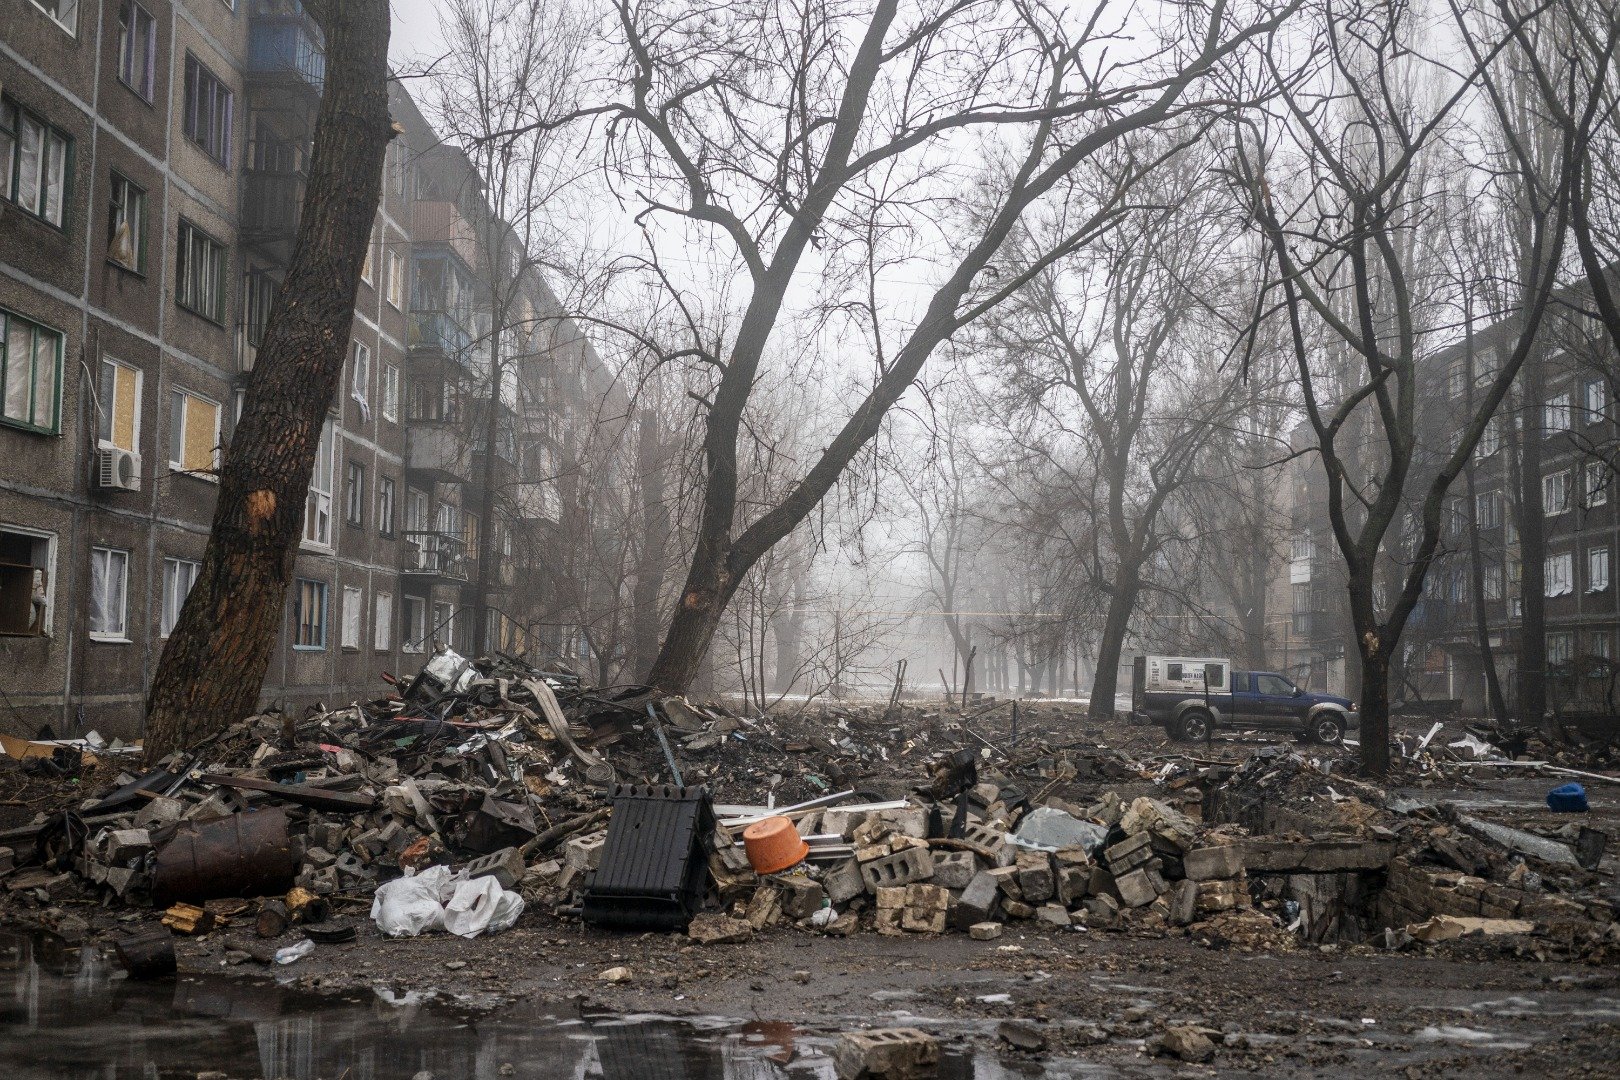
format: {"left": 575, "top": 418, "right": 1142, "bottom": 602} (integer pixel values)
{"left": 293, "top": 578, "right": 327, "bottom": 649}
{"left": 161, "top": 556, "right": 199, "bottom": 637}
{"left": 108, "top": 172, "right": 146, "bottom": 271}
{"left": 1545, "top": 552, "right": 1574, "bottom": 597}
{"left": 303, "top": 419, "right": 335, "bottom": 547}
{"left": 0, "top": 527, "right": 53, "bottom": 636}
{"left": 89, "top": 546, "right": 129, "bottom": 640}
{"left": 402, "top": 595, "right": 426, "bottom": 653}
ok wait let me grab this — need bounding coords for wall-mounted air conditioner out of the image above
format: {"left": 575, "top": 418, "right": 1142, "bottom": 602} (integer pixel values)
{"left": 96, "top": 447, "right": 142, "bottom": 492}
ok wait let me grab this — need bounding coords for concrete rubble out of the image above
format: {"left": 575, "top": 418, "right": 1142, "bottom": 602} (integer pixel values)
{"left": 0, "top": 655, "right": 1615, "bottom": 976}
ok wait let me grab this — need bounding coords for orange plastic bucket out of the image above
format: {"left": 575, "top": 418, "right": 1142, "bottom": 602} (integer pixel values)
{"left": 741, "top": 816, "right": 809, "bottom": 874}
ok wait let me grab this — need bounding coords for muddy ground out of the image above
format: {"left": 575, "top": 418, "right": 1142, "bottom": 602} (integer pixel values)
{"left": 5, "top": 709, "right": 1619, "bottom": 1077}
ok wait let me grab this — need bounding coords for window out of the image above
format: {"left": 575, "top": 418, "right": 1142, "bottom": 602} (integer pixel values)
{"left": 1583, "top": 462, "right": 1609, "bottom": 508}
{"left": 463, "top": 511, "right": 479, "bottom": 557}
{"left": 1545, "top": 392, "right": 1572, "bottom": 434}
{"left": 0, "top": 527, "right": 54, "bottom": 636}
{"left": 1474, "top": 490, "right": 1502, "bottom": 529}
{"left": 361, "top": 223, "right": 376, "bottom": 284}
{"left": 1592, "top": 632, "right": 1612, "bottom": 663}
{"left": 1478, "top": 417, "right": 1501, "bottom": 457}
{"left": 381, "top": 363, "right": 399, "bottom": 422}
{"left": 351, "top": 340, "right": 370, "bottom": 409}
{"left": 1, "top": 309, "right": 64, "bottom": 434}
{"left": 108, "top": 173, "right": 146, "bottom": 271}
{"left": 168, "top": 390, "right": 220, "bottom": 476}
{"left": 344, "top": 460, "right": 364, "bottom": 526}
{"left": 241, "top": 269, "right": 277, "bottom": 369}
{"left": 1547, "top": 632, "right": 1575, "bottom": 666}
{"left": 1, "top": 99, "right": 71, "bottom": 227}
{"left": 1545, "top": 552, "right": 1574, "bottom": 597}
{"left": 177, "top": 220, "right": 226, "bottom": 322}
{"left": 304, "top": 419, "right": 335, "bottom": 546}
{"left": 1445, "top": 497, "right": 1464, "bottom": 536}
{"left": 1544, "top": 469, "right": 1573, "bottom": 515}
{"left": 1483, "top": 565, "right": 1503, "bottom": 601}
{"left": 89, "top": 547, "right": 129, "bottom": 640}
{"left": 377, "top": 475, "right": 395, "bottom": 536}
{"left": 402, "top": 595, "right": 426, "bottom": 653}
{"left": 182, "top": 54, "right": 232, "bottom": 165}
{"left": 374, "top": 591, "right": 392, "bottom": 651}
{"left": 1585, "top": 379, "right": 1608, "bottom": 423}
{"left": 97, "top": 358, "right": 141, "bottom": 452}
{"left": 1257, "top": 674, "right": 1294, "bottom": 696}
{"left": 30, "top": 0, "right": 78, "bottom": 34}
{"left": 341, "top": 585, "right": 362, "bottom": 650}
{"left": 1591, "top": 546, "right": 1612, "bottom": 593}
{"left": 385, "top": 249, "right": 403, "bottom": 309}
{"left": 117, "top": 1, "right": 157, "bottom": 100}
{"left": 1165, "top": 663, "right": 1183, "bottom": 681}
{"left": 160, "top": 557, "right": 199, "bottom": 637}
{"left": 432, "top": 601, "right": 454, "bottom": 649}
{"left": 293, "top": 578, "right": 327, "bottom": 649}
{"left": 1446, "top": 360, "right": 1466, "bottom": 398}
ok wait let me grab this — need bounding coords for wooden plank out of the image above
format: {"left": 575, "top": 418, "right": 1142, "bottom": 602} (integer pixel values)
{"left": 199, "top": 773, "right": 377, "bottom": 812}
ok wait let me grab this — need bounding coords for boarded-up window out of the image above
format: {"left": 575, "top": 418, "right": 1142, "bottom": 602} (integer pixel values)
{"left": 98, "top": 358, "right": 140, "bottom": 452}
{"left": 168, "top": 390, "right": 220, "bottom": 475}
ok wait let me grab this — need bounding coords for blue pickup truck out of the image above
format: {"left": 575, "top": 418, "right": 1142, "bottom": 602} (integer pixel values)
{"left": 1129, "top": 655, "right": 1358, "bottom": 744}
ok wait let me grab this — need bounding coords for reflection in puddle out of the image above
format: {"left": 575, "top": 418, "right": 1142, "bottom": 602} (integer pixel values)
{"left": 1, "top": 931, "right": 1107, "bottom": 1080}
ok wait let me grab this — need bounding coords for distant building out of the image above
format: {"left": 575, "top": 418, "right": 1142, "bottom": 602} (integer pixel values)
{"left": 0, "top": 0, "right": 614, "bottom": 738}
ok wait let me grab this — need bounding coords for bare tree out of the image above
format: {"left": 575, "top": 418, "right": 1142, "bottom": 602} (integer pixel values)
{"left": 523, "top": 0, "right": 1302, "bottom": 693}
{"left": 144, "top": 1, "right": 393, "bottom": 761}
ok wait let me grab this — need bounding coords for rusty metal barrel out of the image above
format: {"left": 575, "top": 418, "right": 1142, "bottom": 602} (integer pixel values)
{"left": 152, "top": 808, "right": 295, "bottom": 906}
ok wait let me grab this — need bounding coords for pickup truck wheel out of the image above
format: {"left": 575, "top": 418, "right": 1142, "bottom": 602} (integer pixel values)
{"left": 1309, "top": 713, "right": 1345, "bottom": 745}
{"left": 1176, "top": 709, "right": 1212, "bottom": 742}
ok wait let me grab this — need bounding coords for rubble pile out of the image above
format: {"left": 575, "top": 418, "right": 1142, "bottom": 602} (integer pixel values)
{"left": 0, "top": 654, "right": 1614, "bottom": 969}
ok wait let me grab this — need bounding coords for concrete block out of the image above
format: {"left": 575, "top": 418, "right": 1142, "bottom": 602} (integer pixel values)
{"left": 1056, "top": 866, "right": 1089, "bottom": 905}
{"left": 1104, "top": 832, "right": 1152, "bottom": 874}
{"left": 822, "top": 808, "right": 870, "bottom": 839}
{"left": 465, "top": 847, "right": 526, "bottom": 890}
{"left": 1183, "top": 845, "right": 1244, "bottom": 881}
{"left": 930, "top": 850, "right": 979, "bottom": 890}
{"left": 875, "top": 885, "right": 907, "bottom": 910}
{"left": 1168, "top": 879, "right": 1198, "bottom": 925}
{"left": 777, "top": 876, "right": 827, "bottom": 921}
{"left": 901, "top": 884, "right": 948, "bottom": 933}
{"left": 1016, "top": 851, "right": 1054, "bottom": 903}
{"left": 970, "top": 921, "right": 1003, "bottom": 940}
{"left": 834, "top": 1028, "right": 939, "bottom": 1080}
{"left": 823, "top": 857, "right": 867, "bottom": 905}
{"left": 746, "top": 883, "right": 784, "bottom": 928}
{"left": 860, "top": 847, "right": 934, "bottom": 893}
{"left": 103, "top": 829, "right": 152, "bottom": 864}
{"left": 133, "top": 797, "right": 185, "bottom": 830}
{"left": 987, "top": 865, "right": 1022, "bottom": 900}
{"left": 1115, "top": 868, "right": 1157, "bottom": 908}
{"left": 564, "top": 831, "right": 607, "bottom": 871}
{"left": 952, "top": 869, "right": 1001, "bottom": 928}
{"left": 961, "top": 822, "right": 1013, "bottom": 866}
{"left": 1120, "top": 797, "right": 1198, "bottom": 853}
{"left": 1002, "top": 899, "right": 1035, "bottom": 919}
{"left": 1196, "top": 878, "right": 1245, "bottom": 913}
{"left": 875, "top": 807, "right": 929, "bottom": 839}
{"left": 1083, "top": 893, "right": 1120, "bottom": 924}
{"left": 1036, "top": 903, "right": 1071, "bottom": 927}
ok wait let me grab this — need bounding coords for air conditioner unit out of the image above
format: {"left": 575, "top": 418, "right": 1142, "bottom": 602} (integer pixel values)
{"left": 96, "top": 447, "right": 142, "bottom": 492}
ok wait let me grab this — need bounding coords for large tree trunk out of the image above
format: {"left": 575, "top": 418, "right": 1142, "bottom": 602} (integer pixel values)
{"left": 1356, "top": 639, "right": 1393, "bottom": 776}
{"left": 1087, "top": 574, "right": 1139, "bottom": 719}
{"left": 143, "top": 0, "right": 392, "bottom": 763}
{"left": 1465, "top": 459, "right": 1510, "bottom": 722}
{"left": 631, "top": 409, "right": 673, "bottom": 680}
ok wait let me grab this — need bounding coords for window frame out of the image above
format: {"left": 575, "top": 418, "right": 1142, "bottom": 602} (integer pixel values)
{"left": 1584, "top": 378, "right": 1607, "bottom": 424}
{"left": 1583, "top": 461, "right": 1609, "bottom": 509}
{"left": 385, "top": 249, "right": 403, "bottom": 309}
{"left": 107, "top": 171, "right": 147, "bottom": 273}
{"left": 1543, "top": 469, "right": 1573, "bottom": 516}
{"left": 1544, "top": 392, "right": 1573, "bottom": 434}
{"left": 1, "top": 307, "right": 66, "bottom": 436}
{"left": 381, "top": 362, "right": 399, "bottom": 422}
{"left": 1545, "top": 551, "right": 1575, "bottom": 598}
{"left": 340, "top": 584, "right": 362, "bottom": 651}
{"left": 402, "top": 594, "right": 426, "bottom": 653}
{"left": 97, "top": 356, "right": 142, "bottom": 453}
{"left": 160, "top": 556, "right": 200, "bottom": 637}
{"left": 0, "top": 525, "right": 57, "bottom": 637}
{"left": 351, "top": 340, "right": 371, "bottom": 408}
{"left": 377, "top": 474, "right": 395, "bottom": 537}
{"left": 181, "top": 52, "right": 233, "bottom": 167}
{"left": 344, "top": 459, "right": 365, "bottom": 527}
{"left": 0, "top": 98, "right": 73, "bottom": 229}
{"left": 373, "top": 590, "right": 392, "bottom": 652}
{"left": 1591, "top": 546, "right": 1612, "bottom": 593}
{"left": 168, "top": 388, "right": 222, "bottom": 478}
{"left": 302, "top": 418, "right": 336, "bottom": 548}
{"left": 292, "top": 577, "right": 328, "bottom": 650}
{"left": 88, "top": 546, "right": 130, "bottom": 641}
{"left": 176, "top": 218, "right": 227, "bottom": 324}
{"left": 116, "top": 0, "right": 157, "bottom": 101}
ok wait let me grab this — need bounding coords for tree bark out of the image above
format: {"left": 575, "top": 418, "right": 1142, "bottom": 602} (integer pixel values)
{"left": 1356, "top": 638, "right": 1392, "bottom": 776}
{"left": 1088, "top": 572, "right": 1139, "bottom": 719}
{"left": 631, "top": 408, "right": 673, "bottom": 681}
{"left": 143, "top": 0, "right": 392, "bottom": 762}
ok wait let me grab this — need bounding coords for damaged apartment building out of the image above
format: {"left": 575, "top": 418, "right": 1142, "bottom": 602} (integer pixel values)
{"left": 0, "top": 0, "right": 618, "bottom": 739}
{"left": 1283, "top": 304, "right": 1617, "bottom": 714}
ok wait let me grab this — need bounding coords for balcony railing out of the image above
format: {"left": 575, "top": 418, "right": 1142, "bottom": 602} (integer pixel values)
{"left": 401, "top": 531, "right": 468, "bottom": 580}
{"left": 241, "top": 170, "right": 305, "bottom": 240}
{"left": 248, "top": 8, "right": 325, "bottom": 91}
{"left": 405, "top": 423, "right": 471, "bottom": 482}
{"left": 408, "top": 310, "right": 473, "bottom": 357}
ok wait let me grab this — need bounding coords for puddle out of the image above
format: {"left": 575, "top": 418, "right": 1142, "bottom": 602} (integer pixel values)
{"left": 0, "top": 931, "right": 1114, "bottom": 1079}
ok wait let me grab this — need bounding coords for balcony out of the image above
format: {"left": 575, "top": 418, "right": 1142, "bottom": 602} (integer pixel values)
{"left": 405, "top": 423, "right": 471, "bottom": 484}
{"left": 248, "top": 3, "right": 325, "bottom": 94}
{"left": 401, "top": 531, "right": 468, "bottom": 581}
{"left": 241, "top": 170, "right": 305, "bottom": 257}
{"left": 408, "top": 310, "right": 473, "bottom": 359}
{"left": 413, "top": 201, "right": 481, "bottom": 269}
{"left": 514, "top": 481, "right": 562, "bottom": 525}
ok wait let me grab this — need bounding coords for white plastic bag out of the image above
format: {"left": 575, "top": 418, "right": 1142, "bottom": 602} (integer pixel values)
{"left": 371, "top": 865, "right": 455, "bottom": 937}
{"left": 442, "top": 874, "right": 525, "bottom": 938}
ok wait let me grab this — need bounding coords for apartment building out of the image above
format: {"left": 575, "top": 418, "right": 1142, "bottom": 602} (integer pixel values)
{"left": 1285, "top": 313, "right": 1618, "bottom": 715}
{"left": 0, "top": 0, "right": 597, "bottom": 740}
